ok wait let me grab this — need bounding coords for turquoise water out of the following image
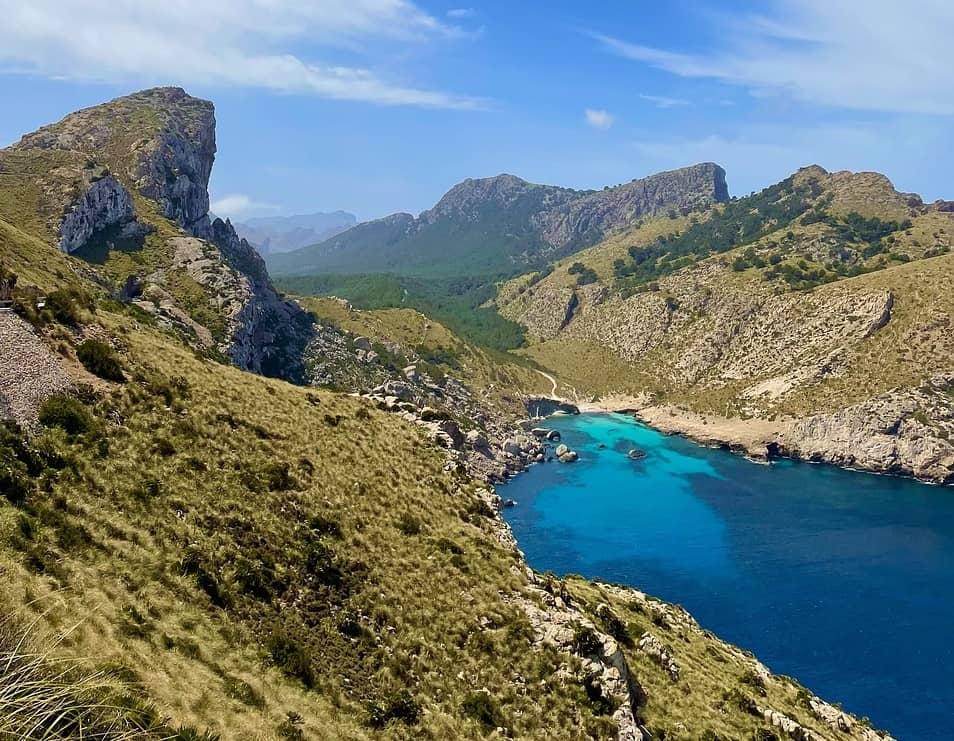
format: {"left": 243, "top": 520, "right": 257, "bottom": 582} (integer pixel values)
{"left": 501, "top": 413, "right": 954, "bottom": 740}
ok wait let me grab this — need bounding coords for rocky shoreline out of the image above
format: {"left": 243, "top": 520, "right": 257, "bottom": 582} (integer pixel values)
{"left": 525, "top": 393, "right": 954, "bottom": 486}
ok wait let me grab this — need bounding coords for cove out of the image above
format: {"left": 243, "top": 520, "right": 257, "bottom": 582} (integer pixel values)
{"left": 501, "top": 413, "right": 954, "bottom": 740}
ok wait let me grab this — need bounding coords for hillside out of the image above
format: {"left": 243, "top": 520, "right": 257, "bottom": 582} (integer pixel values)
{"left": 497, "top": 166, "right": 954, "bottom": 483}
{"left": 234, "top": 212, "right": 357, "bottom": 255}
{"left": 267, "top": 164, "right": 728, "bottom": 279}
{"left": 0, "top": 89, "right": 896, "bottom": 740}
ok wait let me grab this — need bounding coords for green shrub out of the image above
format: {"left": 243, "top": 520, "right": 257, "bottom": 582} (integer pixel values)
{"left": 263, "top": 461, "right": 294, "bottom": 491}
{"left": 276, "top": 712, "right": 304, "bottom": 740}
{"left": 76, "top": 339, "right": 124, "bottom": 382}
{"left": 366, "top": 690, "right": 421, "bottom": 728}
{"left": 266, "top": 627, "right": 315, "bottom": 688}
{"left": 45, "top": 288, "right": 91, "bottom": 326}
{"left": 461, "top": 690, "right": 504, "bottom": 729}
{"left": 597, "top": 605, "right": 632, "bottom": 647}
{"left": 222, "top": 676, "right": 265, "bottom": 709}
{"left": 572, "top": 624, "right": 603, "bottom": 657}
{"left": 397, "top": 512, "right": 422, "bottom": 536}
{"left": 38, "top": 395, "right": 93, "bottom": 435}
{"left": 0, "top": 422, "right": 42, "bottom": 506}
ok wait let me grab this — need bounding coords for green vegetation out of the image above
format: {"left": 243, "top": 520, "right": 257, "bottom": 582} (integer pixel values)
{"left": 277, "top": 272, "right": 528, "bottom": 351}
{"left": 613, "top": 176, "right": 816, "bottom": 291}
{"left": 77, "top": 339, "right": 126, "bottom": 382}
{"left": 38, "top": 394, "right": 95, "bottom": 435}
{"left": 568, "top": 262, "right": 598, "bottom": 286}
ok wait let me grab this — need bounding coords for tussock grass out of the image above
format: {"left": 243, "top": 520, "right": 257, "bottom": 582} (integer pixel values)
{"left": 0, "top": 612, "right": 163, "bottom": 740}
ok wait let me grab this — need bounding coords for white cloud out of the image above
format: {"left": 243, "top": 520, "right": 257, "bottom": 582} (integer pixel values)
{"left": 211, "top": 194, "right": 279, "bottom": 218}
{"left": 593, "top": 0, "right": 954, "bottom": 115}
{"left": 639, "top": 94, "right": 690, "bottom": 109}
{"left": 585, "top": 108, "right": 615, "bottom": 130}
{"left": 0, "top": 0, "right": 481, "bottom": 109}
{"left": 447, "top": 8, "right": 476, "bottom": 18}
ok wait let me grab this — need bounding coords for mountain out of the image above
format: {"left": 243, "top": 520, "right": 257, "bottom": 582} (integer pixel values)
{"left": 0, "top": 89, "right": 894, "bottom": 740}
{"left": 497, "top": 165, "right": 954, "bottom": 483}
{"left": 0, "top": 87, "right": 313, "bottom": 380}
{"left": 234, "top": 211, "right": 357, "bottom": 255}
{"left": 267, "top": 164, "right": 729, "bottom": 279}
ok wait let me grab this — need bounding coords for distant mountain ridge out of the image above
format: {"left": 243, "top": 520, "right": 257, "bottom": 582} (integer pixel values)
{"left": 234, "top": 211, "right": 356, "bottom": 254}
{"left": 268, "top": 164, "right": 728, "bottom": 278}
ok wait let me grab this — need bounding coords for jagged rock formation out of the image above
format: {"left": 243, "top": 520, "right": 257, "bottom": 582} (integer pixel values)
{"left": 268, "top": 164, "right": 728, "bottom": 278}
{"left": 17, "top": 87, "right": 215, "bottom": 235}
{"left": 57, "top": 173, "right": 135, "bottom": 253}
{"left": 784, "top": 376, "right": 954, "bottom": 483}
{"left": 2, "top": 88, "right": 313, "bottom": 381}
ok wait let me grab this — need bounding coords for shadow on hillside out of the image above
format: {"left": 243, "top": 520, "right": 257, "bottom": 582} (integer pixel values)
{"left": 73, "top": 223, "right": 148, "bottom": 265}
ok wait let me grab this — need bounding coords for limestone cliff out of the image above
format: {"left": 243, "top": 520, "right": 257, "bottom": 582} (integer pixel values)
{"left": 3, "top": 87, "right": 313, "bottom": 381}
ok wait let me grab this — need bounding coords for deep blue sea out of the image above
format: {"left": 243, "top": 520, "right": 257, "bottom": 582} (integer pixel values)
{"left": 501, "top": 413, "right": 954, "bottom": 741}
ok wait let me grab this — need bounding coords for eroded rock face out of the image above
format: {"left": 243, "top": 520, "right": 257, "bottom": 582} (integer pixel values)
{"left": 17, "top": 87, "right": 215, "bottom": 235}
{"left": 58, "top": 174, "right": 135, "bottom": 253}
{"left": 13, "top": 88, "right": 316, "bottom": 382}
{"left": 534, "top": 163, "right": 729, "bottom": 250}
{"left": 785, "top": 379, "right": 954, "bottom": 484}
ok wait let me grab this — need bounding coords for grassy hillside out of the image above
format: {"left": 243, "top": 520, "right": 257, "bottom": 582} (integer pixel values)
{"left": 277, "top": 273, "right": 528, "bottom": 351}
{"left": 0, "top": 270, "right": 887, "bottom": 739}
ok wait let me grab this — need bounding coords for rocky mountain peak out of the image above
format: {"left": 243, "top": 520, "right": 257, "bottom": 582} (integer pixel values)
{"left": 420, "top": 173, "right": 570, "bottom": 224}
{"left": 15, "top": 86, "right": 216, "bottom": 236}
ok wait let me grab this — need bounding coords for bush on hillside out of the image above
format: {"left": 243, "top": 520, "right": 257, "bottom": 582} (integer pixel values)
{"left": 266, "top": 627, "right": 315, "bottom": 688}
{"left": 76, "top": 339, "right": 125, "bottom": 382}
{"left": 38, "top": 395, "right": 93, "bottom": 436}
{"left": 461, "top": 690, "right": 504, "bottom": 730}
{"left": 0, "top": 422, "right": 43, "bottom": 506}
{"left": 44, "top": 288, "right": 93, "bottom": 326}
{"left": 366, "top": 690, "right": 421, "bottom": 728}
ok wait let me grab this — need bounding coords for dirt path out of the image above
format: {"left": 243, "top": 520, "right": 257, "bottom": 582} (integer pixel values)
{"left": 535, "top": 369, "right": 559, "bottom": 396}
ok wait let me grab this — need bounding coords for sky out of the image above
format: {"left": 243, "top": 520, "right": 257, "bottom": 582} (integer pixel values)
{"left": 1, "top": 0, "right": 953, "bottom": 222}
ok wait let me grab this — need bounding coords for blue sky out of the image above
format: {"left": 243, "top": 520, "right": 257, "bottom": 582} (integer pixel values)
{"left": 1, "top": 0, "right": 953, "bottom": 221}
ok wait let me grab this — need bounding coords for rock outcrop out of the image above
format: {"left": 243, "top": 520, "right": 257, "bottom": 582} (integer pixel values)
{"left": 57, "top": 173, "right": 135, "bottom": 253}
{"left": 17, "top": 87, "right": 216, "bottom": 235}
{"left": 784, "top": 378, "right": 954, "bottom": 483}
{"left": 8, "top": 87, "right": 314, "bottom": 381}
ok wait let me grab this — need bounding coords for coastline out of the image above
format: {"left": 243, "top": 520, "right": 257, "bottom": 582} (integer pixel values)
{"left": 524, "top": 393, "right": 953, "bottom": 485}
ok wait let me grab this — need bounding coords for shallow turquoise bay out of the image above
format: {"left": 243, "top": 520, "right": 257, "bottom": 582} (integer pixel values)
{"left": 501, "top": 413, "right": 954, "bottom": 740}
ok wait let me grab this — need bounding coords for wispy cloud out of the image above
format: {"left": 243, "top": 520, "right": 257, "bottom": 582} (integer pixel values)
{"left": 0, "top": 0, "right": 482, "bottom": 109}
{"left": 585, "top": 108, "right": 615, "bottom": 130}
{"left": 211, "top": 194, "right": 280, "bottom": 218}
{"left": 447, "top": 8, "right": 476, "bottom": 18}
{"left": 639, "top": 94, "right": 689, "bottom": 109}
{"left": 593, "top": 1, "right": 954, "bottom": 115}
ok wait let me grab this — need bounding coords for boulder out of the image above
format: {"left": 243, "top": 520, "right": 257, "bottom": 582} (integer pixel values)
{"left": 531, "top": 427, "right": 551, "bottom": 438}
{"left": 383, "top": 380, "right": 413, "bottom": 401}
{"left": 558, "top": 450, "right": 578, "bottom": 463}
{"left": 627, "top": 448, "right": 646, "bottom": 460}
{"left": 555, "top": 443, "right": 569, "bottom": 457}
{"left": 466, "top": 429, "right": 490, "bottom": 451}
{"left": 503, "top": 439, "right": 523, "bottom": 457}
{"left": 353, "top": 336, "right": 372, "bottom": 351}
{"left": 546, "top": 430, "right": 561, "bottom": 442}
